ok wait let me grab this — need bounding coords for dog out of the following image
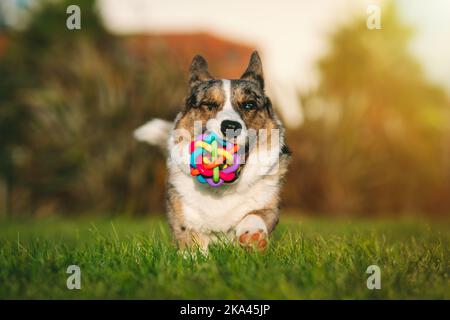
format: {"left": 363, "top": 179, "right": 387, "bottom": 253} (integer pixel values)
{"left": 134, "top": 51, "right": 290, "bottom": 251}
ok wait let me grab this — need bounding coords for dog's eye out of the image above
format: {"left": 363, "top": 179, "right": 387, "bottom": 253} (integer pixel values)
{"left": 204, "top": 102, "right": 218, "bottom": 111}
{"left": 242, "top": 101, "right": 256, "bottom": 111}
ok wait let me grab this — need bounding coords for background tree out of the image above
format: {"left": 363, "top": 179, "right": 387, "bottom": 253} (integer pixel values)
{"left": 284, "top": 4, "right": 450, "bottom": 216}
{"left": 0, "top": 0, "right": 185, "bottom": 216}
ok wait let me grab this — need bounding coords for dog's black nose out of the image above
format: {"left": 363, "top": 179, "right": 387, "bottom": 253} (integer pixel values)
{"left": 220, "top": 120, "right": 242, "bottom": 137}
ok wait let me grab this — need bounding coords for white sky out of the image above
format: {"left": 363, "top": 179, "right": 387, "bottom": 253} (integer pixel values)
{"left": 98, "top": 0, "right": 450, "bottom": 127}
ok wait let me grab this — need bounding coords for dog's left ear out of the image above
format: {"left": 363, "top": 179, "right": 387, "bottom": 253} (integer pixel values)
{"left": 240, "top": 51, "right": 264, "bottom": 89}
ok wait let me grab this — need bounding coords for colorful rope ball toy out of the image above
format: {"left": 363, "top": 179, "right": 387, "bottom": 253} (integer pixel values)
{"left": 189, "top": 132, "right": 242, "bottom": 187}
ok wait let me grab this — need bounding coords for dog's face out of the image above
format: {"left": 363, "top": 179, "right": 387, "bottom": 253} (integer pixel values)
{"left": 175, "top": 51, "right": 279, "bottom": 147}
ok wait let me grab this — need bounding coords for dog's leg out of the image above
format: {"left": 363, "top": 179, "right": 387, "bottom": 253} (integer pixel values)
{"left": 235, "top": 208, "right": 279, "bottom": 251}
{"left": 178, "top": 230, "right": 210, "bottom": 252}
{"left": 166, "top": 184, "right": 210, "bottom": 252}
{"left": 168, "top": 210, "right": 210, "bottom": 252}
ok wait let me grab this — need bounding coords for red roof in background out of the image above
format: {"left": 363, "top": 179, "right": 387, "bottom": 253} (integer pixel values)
{"left": 0, "top": 31, "right": 255, "bottom": 79}
{"left": 0, "top": 33, "right": 8, "bottom": 58}
{"left": 123, "top": 33, "right": 256, "bottom": 79}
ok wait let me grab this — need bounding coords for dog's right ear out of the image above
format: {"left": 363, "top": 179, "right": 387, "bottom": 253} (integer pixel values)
{"left": 189, "top": 55, "right": 213, "bottom": 87}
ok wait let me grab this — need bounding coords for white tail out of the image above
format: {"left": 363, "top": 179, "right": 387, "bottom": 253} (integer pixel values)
{"left": 133, "top": 119, "right": 173, "bottom": 150}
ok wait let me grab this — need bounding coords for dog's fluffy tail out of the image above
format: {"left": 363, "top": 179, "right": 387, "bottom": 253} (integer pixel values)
{"left": 133, "top": 119, "right": 173, "bottom": 150}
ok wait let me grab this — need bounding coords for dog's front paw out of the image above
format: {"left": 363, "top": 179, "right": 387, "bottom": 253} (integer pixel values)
{"left": 235, "top": 214, "right": 268, "bottom": 251}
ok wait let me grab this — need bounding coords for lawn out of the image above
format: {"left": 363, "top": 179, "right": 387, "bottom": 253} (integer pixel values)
{"left": 0, "top": 215, "right": 448, "bottom": 299}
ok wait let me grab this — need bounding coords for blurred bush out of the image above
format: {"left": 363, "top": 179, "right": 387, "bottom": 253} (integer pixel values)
{"left": 283, "top": 5, "right": 450, "bottom": 217}
{"left": 0, "top": 0, "right": 186, "bottom": 216}
{"left": 0, "top": 1, "right": 449, "bottom": 217}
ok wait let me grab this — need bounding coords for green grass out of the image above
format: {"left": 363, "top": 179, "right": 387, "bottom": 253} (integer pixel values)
{"left": 0, "top": 215, "right": 448, "bottom": 299}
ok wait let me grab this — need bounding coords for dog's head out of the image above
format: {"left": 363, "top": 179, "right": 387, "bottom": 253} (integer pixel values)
{"left": 175, "top": 51, "right": 280, "bottom": 147}
{"left": 170, "top": 51, "right": 287, "bottom": 187}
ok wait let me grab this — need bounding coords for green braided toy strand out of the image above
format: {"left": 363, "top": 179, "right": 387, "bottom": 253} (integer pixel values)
{"left": 211, "top": 139, "right": 220, "bottom": 183}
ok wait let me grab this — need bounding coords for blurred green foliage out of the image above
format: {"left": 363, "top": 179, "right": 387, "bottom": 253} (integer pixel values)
{"left": 0, "top": 1, "right": 449, "bottom": 216}
{"left": 285, "top": 4, "right": 450, "bottom": 216}
{"left": 0, "top": 0, "right": 185, "bottom": 215}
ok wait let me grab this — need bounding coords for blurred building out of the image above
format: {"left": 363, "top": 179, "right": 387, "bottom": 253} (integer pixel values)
{"left": 124, "top": 32, "right": 254, "bottom": 79}
{"left": 0, "top": 34, "right": 8, "bottom": 57}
